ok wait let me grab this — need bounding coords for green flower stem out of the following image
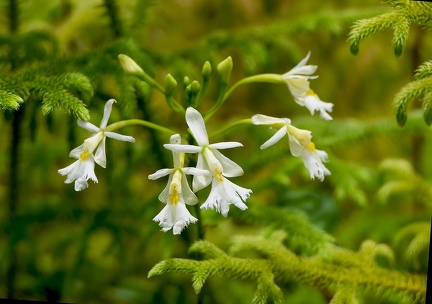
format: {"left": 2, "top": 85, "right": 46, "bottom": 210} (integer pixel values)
{"left": 106, "top": 119, "right": 181, "bottom": 136}
{"left": 209, "top": 118, "right": 252, "bottom": 139}
{"left": 204, "top": 81, "right": 228, "bottom": 121}
{"left": 204, "top": 74, "right": 284, "bottom": 121}
{"left": 136, "top": 74, "right": 165, "bottom": 93}
{"left": 135, "top": 74, "right": 185, "bottom": 113}
{"left": 166, "top": 95, "right": 186, "bottom": 114}
{"left": 224, "top": 74, "right": 284, "bottom": 101}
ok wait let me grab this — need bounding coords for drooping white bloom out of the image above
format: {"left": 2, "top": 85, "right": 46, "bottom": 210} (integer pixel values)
{"left": 58, "top": 147, "right": 98, "bottom": 191}
{"left": 252, "top": 114, "right": 330, "bottom": 181}
{"left": 149, "top": 134, "right": 210, "bottom": 234}
{"left": 58, "top": 99, "right": 135, "bottom": 191}
{"left": 282, "top": 52, "right": 334, "bottom": 120}
{"left": 300, "top": 142, "right": 331, "bottom": 181}
{"left": 165, "top": 107, "right": 251, "bottom": 216}
{"left": 77, "top": 99, "right": 135, "bottom": 168}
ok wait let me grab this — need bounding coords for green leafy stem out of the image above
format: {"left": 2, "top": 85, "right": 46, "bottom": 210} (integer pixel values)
{"left": 148, "top": 232, "right": 426, "bottom": 304}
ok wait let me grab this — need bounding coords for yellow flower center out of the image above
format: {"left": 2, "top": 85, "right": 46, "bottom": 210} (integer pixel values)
{"left": 169, "top": 170, "right": 182, "bottom": 205}
{"left": 307, "top": 142, "right": 316, "bottom": 152}
{"left": 214, "top": 168, "right": 224, "bottom": 182}
{"left": 306, "top": 89, "right": 318, "bottom": 97}
{"left": 169, "top": 183, "right": 179, "bottom": 205}
{"left": 79, "top": 151, "right": 90, "bottom": 161}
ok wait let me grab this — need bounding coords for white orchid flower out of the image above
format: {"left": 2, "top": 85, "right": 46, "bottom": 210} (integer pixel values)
{"left": 282, "top": 52, "right": 334, "bottom": 120}
{"left": 252, "top": 114, "right": 330, "bottom": 181}
{"left": 149, "top": 134, "right": 210, "bottom": 234}
{"left": 165, "top": 107, "right": 251, "bottom": 216}
{"left": 77, "top": 99, "right": 135, "bottom": 168}
{"left": 58, "top": 99, "right": 135, "bottom": 191}
{"left": 58, "top": 147, "right": 98, "bottom": 191}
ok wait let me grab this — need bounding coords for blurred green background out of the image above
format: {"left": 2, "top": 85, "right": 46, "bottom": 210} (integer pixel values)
{"left": 0, "top": 0, "right": 430, "bottom": 303}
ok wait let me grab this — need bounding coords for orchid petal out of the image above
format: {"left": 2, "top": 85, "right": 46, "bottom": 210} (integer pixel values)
{"left": 182, "top": 167, "right": 211, "bottom": 176}
{"left": 293, "top": 51, "right": 311, "bottom": 70}
{"left": 94, "top": 137, "right": 107, "bottom": 168}
{"left": 74, "top": 178, "right": 89, "bottom": 191}
{"left": 169, "top": 134, "right": 182, "bottom": 167}
{"left": 290, "top": 65, "right": 318, "bottom": 76}
{"left": 180, "top": 173, "right": 198, "bottom": 205}
{"left": 58, "top": 161, "right": 78, "bottom": 182}
{"left": 251, "top": 114, "right": 288, "bottom": 126}
{"left": 164, "top": 144, "right": 202, "bottom": 153}
{"left": 260, "top": 125, "right": 288, "bottom": 149}
{"left": 105, "top": 132, "right": 136, "bottom": 142}
{"left": 209, "top": 142, "right": 243, "bottom": 150}
{"left": 158, "top": 174, "right": 173, "bottom": 203}
{"left": 288, "top": 133, "right": 304, "bottom": 157}
{"left": 148, "top": 168, "right": 174, "bottom": 180}
{"left": 185, "top": 107, "right": 209, "bottom": 146}
{"left": 69, "top": 144, "right": 84, "bottom": 159}
{"left": 100, "top": 99, "right": 116, "bottom": 129}
{"left": 77, "top": 120, "right": 100, "bottom": 133}
{"left": 300, "top": 148, "right": 330, "bottom": 181}
{"left": 193, "top": 154, "right": 212, "bottom": 192}
{"left": 211, "top": 149, "right": 244, "bottom": 177}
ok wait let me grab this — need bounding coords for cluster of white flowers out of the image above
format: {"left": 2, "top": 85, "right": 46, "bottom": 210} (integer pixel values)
{"left": 58, "top": 99, "right": 135, "bottom": 191}
{"left": 58, "top": 52, "right": 332, "bottom": 235}
{"left": 251, "top": 115, "right": 330, "bottom": 181}
{"left": 252, "top": 52, "right": 332, "bottom": 181}
{"left": 151, "top": 107, "right": 251, "bottom": 234}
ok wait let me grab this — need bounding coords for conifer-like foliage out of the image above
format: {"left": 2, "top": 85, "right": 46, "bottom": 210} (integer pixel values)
{"left": 349, "top": 0, "right": 432, "bottom": 126}
{"left": 0, "top": 1, "right": 430, "bottom": 303}
{"left": 149, "top": 231, "right": 426, "bottom": 304}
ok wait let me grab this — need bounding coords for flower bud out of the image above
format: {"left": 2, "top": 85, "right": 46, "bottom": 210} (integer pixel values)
{"left": 217, "top": 56, "right": 233, "bottom": 83}
{"left": 202, "top": 61, "right": 212, "bottom": 79}
{"left": 165, "top": 74, "right": 177, "bottom": 95}
{"left": 188, "top": 80, "right": 201, "bottom": 94}
{"left": 118, "top": 54, "right": 145, "bottom": 76}
{"left": 183, "top": 76, "right": 191, "bottom": 87}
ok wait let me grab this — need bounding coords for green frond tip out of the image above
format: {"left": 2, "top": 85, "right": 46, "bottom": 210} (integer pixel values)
{"left": 414, "top": 61, "right": 432, "bottom": 80}
{"left": 395, "top": 102, "right": 407, "bottom": 127}
{"left": 252, "top": 272, "right": 284, "bottom": 304}
{"left": 189, "top": 240, "right": 227, "bottom": 259}
{"left": 0, "top": 91, "right": 24, "bottom": 111}
{"left": 391, "top": 18, "right": 409, "bottom": 57}
{"left": 330, "top": 285, "right": 357, "bottom": 304}
{"left": 348, "top": 1, "right": 432, "bottom": 56}
{"left": 40, "top": 90, "right": 90, "bottom": 121}
{"left": 58, "top": 73, "right": 94, "bottom": 102}
{"left": 421, "top": 92, "right": 432, "bottom": 126}
{"left": 147, "top": 258, "right": 200, "bottom": 279}
{"left": 348, "top": 13, "right": 396, "bottom": 55}
{"left": 394, "top": 77, "right": 432, "bottom": 126}
{"left": 394, "top": 222, "right": 430, "bottom": 270}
